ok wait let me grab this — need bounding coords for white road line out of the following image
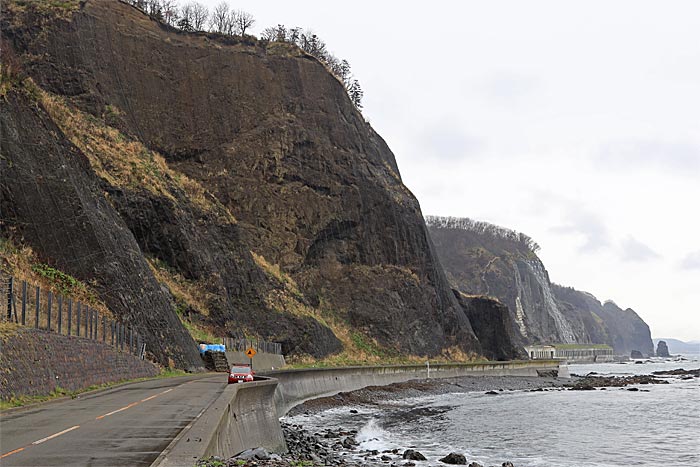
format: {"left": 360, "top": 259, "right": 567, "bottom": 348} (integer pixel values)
{"left": 97, "top": 387, "right": 175, "bottom": 420}
{"left": 31, "top": 425, "right": 80, "bottom": 445}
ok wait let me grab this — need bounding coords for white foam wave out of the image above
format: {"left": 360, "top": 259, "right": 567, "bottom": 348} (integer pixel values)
{"left": 356, "top": 419, "right": 393, "bottom": 451}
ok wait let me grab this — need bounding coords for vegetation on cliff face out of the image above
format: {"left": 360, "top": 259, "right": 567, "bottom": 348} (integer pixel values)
{"left": 123, "top": 0, "right": 364, "bottom": 109}
{"left": 39, "top": 91, "right": 232, "bottom": 221}
{"left": 0, "top": 237, "right": 111, "bottom": 317}
{"left": 0, "top": 0, "right": 496, "bottom": 365}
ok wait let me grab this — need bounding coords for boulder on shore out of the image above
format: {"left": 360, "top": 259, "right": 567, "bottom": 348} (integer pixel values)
{"left": 440, "top": 452, "right": 467, "bottom": 464}
{"left": 630, "top": 350, "right": 644, "bottom": 359}
{"left": 403, "top": 449, "right": 427, "bottom": 461}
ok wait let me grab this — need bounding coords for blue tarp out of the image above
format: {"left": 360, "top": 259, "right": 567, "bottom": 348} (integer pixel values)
{"left": 198, "top": 343, "right": 226, "bottom": 353}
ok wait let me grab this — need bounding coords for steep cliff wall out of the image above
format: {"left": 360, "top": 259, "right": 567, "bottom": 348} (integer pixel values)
{"left": 426, "top": 216, "right": 575, "bottom": 345}
{"left": 0, "top": 87, "right": 202, "bottom": 369}
{"left": 1, "top": 0, "right": 486, "bottom": 362}
{"left": 452, "top": 292, "right": 525, "bottom": 361}
{"left": 552, "top": 285, "right": 654, "bottom": 356}
{"left": 427, "top": 216, "right": 654, "bottom": 354}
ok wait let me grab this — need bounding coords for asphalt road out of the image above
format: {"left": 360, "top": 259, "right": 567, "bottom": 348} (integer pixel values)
{"left": 0, "top": 373, "right": 227, "bottom": 466}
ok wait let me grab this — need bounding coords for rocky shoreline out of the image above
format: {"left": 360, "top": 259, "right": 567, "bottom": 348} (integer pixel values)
{"left": 196, "top": 370, "right": 699, "bottom": 467}
{"left": 198, "top": 375, "right": 567, "bottom": 467}
{"left": 288, "top": 375, "right": 566, "bottom": 417}
{"left": 197, "top": 422, "right": 521, "bottom": 467}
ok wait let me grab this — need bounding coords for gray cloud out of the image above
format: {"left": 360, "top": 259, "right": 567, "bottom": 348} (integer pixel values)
{"left": 680, "top": 251, "right": 700, "bottom": 270}
{"left": 620, "top": 236, "right": 661, "bottom": 262}
{"left": 418, "top": 125, "right": 484, "bottom": 161}
{"left": 479, "top": 71, "right": 541, "bottom": 105}
{"left": 598, "top": 140, "right": 700, "bottom": 175}
{"left": 549, "top": 206, "right": 611, "bottom": 253}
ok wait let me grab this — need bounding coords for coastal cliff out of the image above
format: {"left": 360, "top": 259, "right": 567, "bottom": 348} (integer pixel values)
{"left": 426, "top": 216, "right": 654, "bottom": 355}
{"left": 1, "top": 0, "right": 492, "bottom": 366}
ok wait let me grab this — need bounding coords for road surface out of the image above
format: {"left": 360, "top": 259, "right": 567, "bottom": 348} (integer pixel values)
{"left": 0, "top": 374, "right": 226, "bottom": 466}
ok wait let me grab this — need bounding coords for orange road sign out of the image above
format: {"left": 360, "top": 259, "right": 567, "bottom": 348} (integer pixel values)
{"left": 245, "top": 347, "right": 257, "bottom": 358}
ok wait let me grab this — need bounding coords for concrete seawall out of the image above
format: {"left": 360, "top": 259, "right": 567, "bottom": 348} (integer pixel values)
{"left": 153, "top": 360, "right": 560, "bottom": 466}
{"left": 268, "top": 360, "right": 560, "bottom": 415}
{"left": 155, "top": 377, "right": 285, "bottom": 467}
{"left": 226, "top": 351, "right": 286, "bottom": 372}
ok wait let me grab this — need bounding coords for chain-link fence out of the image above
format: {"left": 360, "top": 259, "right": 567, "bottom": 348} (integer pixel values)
{"left": 1, "top": 271, "right": 146, "bottom": 359}
{"left": 223, "top": 336, "right": 282, "bottom": 355}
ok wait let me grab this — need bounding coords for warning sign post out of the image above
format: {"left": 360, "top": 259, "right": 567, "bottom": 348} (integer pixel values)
{"left": 246, "top": 347, "right": 257, "bottom": 371}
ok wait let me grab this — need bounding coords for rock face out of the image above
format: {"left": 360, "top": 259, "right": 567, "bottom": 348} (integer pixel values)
{"left": 452, "top": 292, "right": 525, "bottom": 361}
{"left": 426, "top": 216, "right": 654, "bottom": 355}
{"left": 426, "top": 216, "right": 576, "bottom": 344}
{"left": 656, "top": 340, "right": 670, "bottom": 358}
{"left": 1, "top": 0, "right": 491, "bottom": 362}
{"left": 552, "top": 286, "right": 654, "bottom": 357}
{"left": 0, "top": 89, "right": 202, "bottom": 369}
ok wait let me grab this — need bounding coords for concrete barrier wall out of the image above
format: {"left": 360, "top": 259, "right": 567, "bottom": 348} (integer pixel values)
{"left": 155, "top": 377, "right": 285, "bottom": 467}
{"left": 154, "top": 360, "right": 560, "bottom": 465}
{"left": 226, "top": 351, "right": 285, "bottom": 371}
{"left": 268, "top": 360, "right": 560, "bottom": 415}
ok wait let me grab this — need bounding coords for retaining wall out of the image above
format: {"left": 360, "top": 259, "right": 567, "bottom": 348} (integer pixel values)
{"left": 226, "top": 351, "right": 285, "bottom": 371}
{"left": 0, "top": 327, "right": 159, "bottom": 400}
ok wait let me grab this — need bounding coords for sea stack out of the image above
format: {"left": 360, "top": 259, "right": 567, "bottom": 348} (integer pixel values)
{"left": 656, "top": 341, "right": 671, "bottom": 358}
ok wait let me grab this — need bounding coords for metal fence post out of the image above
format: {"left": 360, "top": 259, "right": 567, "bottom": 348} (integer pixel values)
{"left": 67, "top": 299, "right": 72, "bottom": 336}
{"left": 76, "top": 303, "right": 81, "bottom": 337}
{"left": 47, "top": 291, "right": 52, "bottom": 331}
{"left": 34, "top": 286, "right": 40, "bottom": 329}
{"left": 6, "top": 276, "right": 12, "bottom": 320}
{"left": 57, "top": 296, "right": 63, "bottom": 334}
{"left": 111, "top": 321, "right": 114, "bottom": 346}
{"left": 102, "top": 314, "right": 106, "bottom": 342}
{"left": 21, "top": 281, "right": 27, "bottom": 326}
{"left": 84, "top": 306, "right": 88, "bottom": 337}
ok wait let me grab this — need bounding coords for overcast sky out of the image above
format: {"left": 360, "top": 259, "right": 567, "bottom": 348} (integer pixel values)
{"left": 201, "top": 0, "right": 700, "bottom": 341}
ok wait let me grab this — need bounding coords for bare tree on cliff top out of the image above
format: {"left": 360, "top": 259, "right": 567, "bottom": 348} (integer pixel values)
{"left": 180, "top": 2, "right": 208, "bottom": 31}
{"left": 210, "top": 2, "right": 230, "bottom": 34}
{"left": 424, "top": 215, "right": 541, "bottom": 253}
{"left": 231, "top": 10, "right": 255, "bottom": 36}
{"left": 160, "top": 0, "right": 179, "bottom": 26}
{"left": 262, "top": 24, "right": 288, "bottom": 42}
{"left": 261, "top": 24, "right": 363, "bottom": 111}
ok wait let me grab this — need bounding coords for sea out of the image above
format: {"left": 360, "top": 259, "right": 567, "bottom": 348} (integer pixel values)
{"left": 286, "top": 356, "right": 700, "bottom": 467}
